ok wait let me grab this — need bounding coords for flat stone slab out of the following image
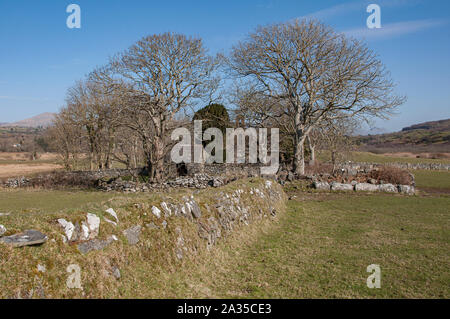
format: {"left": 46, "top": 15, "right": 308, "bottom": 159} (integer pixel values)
{"left": 123, "top": 225, "right": 142, "bottom": 245}
{"left": 355, "top": 183, "right": 379, "bottom": 192}
{"left": 313, "top": 181, "right": 330, "bottom": 190}
{"left": 0, "top": 230, "right": 48, "bottom": 247}
{"left": 330, "top": 182, "right": 354, "bottom": 191}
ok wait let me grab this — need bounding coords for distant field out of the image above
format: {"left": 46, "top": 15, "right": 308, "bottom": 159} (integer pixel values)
{"left": 0, "top": 164, "right": 62, "bottom": 178}
{"left": 0, "top": 152, "right": 61, "bottom": 168}
{"left": 347, "top": 151, "right": 450, "bottom": 164}
{"left": 0, "top": 189, "right": 124, "bottom": 214}
{"left": 413, "top": 170, "right": 450, "bottom": 191}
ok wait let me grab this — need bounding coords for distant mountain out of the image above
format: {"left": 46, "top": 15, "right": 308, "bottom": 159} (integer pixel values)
{"left": 401, "top": 119, "right": 450, "bottom": 133}
{"left": 1, "top": 112, "right": 56, "bottom": 128}
{"left": 357, "top": 118, "right": 450, "bottom": 152}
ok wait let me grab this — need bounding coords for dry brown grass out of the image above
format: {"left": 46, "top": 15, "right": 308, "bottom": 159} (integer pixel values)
{"left": 368, "top": 166, "right": 412, "bottom": 185}
{"left": 0, "top": 164, "right": 62, "bottom": 178}
{"left": 0, "top": 152, "right": 59, "bottom": 161}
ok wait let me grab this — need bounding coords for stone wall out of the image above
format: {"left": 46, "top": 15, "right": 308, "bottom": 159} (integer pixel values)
{"left": 313, "top": 180, "right": 416, "bottom": 195}
{"left": 336, "top": 162, "right": 450, "bottom": 172}
{"left": 1, "top": 178, "right": 286, "bottom": 259}
{"left": 0, "top": 178, "right": 286, "bottom": 298}
{"left": 185, "top": 163, "right": 264, "bottom": 177}
{"left": 1, "top": 168, "right": 145, "bottom": 189}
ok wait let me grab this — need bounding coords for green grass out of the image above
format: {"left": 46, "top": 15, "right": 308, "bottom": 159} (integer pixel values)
{"left": 0, "top": 189, "right": 124, "bottom": 213}
{"left": 349, "top": 152, "right": 450, "bottom": 164}
{"left": 0, "top": 173, "right": 449, "bottom": 298}
{"left": 0, "top": 179, "right": 287, "bottom": 298}
{"left": 413, "top": 170, "right": 450, "bottom": 190}
{"left": 317, "top": 151, "right": 450, "bottom": 164}
{"left": 168, "top": 193, "right": 449, "bottom": 298}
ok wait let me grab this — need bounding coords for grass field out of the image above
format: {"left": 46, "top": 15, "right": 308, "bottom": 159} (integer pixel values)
{"left": 165, "top": 194, "right": 449, "bottom": 298}
{"left": 316, "top": 151, "right": 450, "bottom": 164}
{"left": 413, "top": 170, "right": 450, "bottom": 191}
{"left": 0, "top": 189, "right": 124, "bottom": 214}
{"left": 0, "top": 170, "right": 448, "bottom": 298}
{"left": 349, "top": 152, "right": 450, "bottom": 164}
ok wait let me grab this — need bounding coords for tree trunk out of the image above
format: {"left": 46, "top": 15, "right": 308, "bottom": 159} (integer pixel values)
{"left": 309, "top": 145, "right": 316, "bottom": 166}
{"left": 152, "top": 135, "right": 165, "bottom": 182}
{"left": 294, "top": 137, "right": 306, "bottom": 175}
{"left": 331, "top": 150, "right": 337, "bottom": 171}
{"left": 307, "top": 135, "right": 316, "bottom": 166}
{"left": 293, "top": 117, "right": 306, "bottom": 175}
{"left": 89, "top": 151, "right": 95, "bottom": 171}
{"left": 133, "top": 138, "right": 138, "bottom": 169}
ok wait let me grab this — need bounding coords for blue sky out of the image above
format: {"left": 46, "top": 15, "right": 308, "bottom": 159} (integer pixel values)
{"left": 0, "top": 0, "right": 449, "bottom": 132}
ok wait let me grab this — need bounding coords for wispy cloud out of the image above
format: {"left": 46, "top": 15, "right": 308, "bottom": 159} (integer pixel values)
{"left": 343, "top": 19, "right": 447, "bottom": 39}
{"left": 300, "top": 1, "right": 364, "bottom": 20}
{"left": 299, "top": 0, "right": 422, "bottom": 21}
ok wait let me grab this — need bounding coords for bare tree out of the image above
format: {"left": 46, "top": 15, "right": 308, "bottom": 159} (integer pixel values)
{"left": 228, "top": 19, "right": 405, "bottom": 175}
{"left": 307, "top": 116, "right": 360, "bottom": 168}
{"left": 65, "top": 79, "right": 122, "bottom": 170}
{"left": 91, "top": 32, "right": 219, "bottom": 181}
{"left": 316, "top": 117, "right": 359, "bottom": 169}
{"left": 49, "top": 109, "right": 84, "bottom": 170}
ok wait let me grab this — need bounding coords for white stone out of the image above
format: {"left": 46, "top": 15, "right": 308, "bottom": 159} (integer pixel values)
{"left": 86, "top": 213, "right": 100, "bottom": 239}
{"left": 160, "top": 202, "right": 171, "bottom": 217}
{"left": 313, "top": 181, "right": 330, "bottom": 190}
{"left": 183, "top": 202, "right": 193, "bottom": 217}
{"left": 80, "top": 222, "right": 90, "bottom": 241}
{"left": 0, "top": 224, "right": 6, "bottom": 236}
{"left": 58, "top": 218, "right": 75, "bottom": 241}
{"left": 355, "top": 183, "right": 379, "bottom": 192}
{"left": 330, "top": 182, "right": 354, "bottom": 191}
{"left": 151, "top": 206, "right": 162, "bottom": 219}
{"left": 398, "top": 185, "right": 415, "bottom": 195}
{"left": 378, "top": 184, "right": 398, "bottom": 193}
{"left": 265, "top": 180, "right": 272, "bottom": 189}
{"left": 104, "top": 218, "right": 117, "bottom": 226}
{"left": 105, "top": 208, "right": 119, "bottom": 222}
{"left": 37, "top": 264, "right": 46, "bottom": 273}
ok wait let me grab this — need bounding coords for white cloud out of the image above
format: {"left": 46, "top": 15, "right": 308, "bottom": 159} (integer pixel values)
{"left": 300, "top": 1, "right": 364, "bottom": 20}
{"left": 343, "top": 19, "right": 447, "bottom": 39}
{"left": 299, "top": 0, "right": 422, "bottom": 21}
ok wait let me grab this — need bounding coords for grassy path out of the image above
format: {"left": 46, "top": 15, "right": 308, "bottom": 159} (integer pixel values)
{"left": 172, "top": 194, "right": 449, "bottom": 298}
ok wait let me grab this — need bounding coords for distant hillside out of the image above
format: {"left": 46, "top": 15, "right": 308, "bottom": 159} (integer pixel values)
{"left": 1, "top": 112, "right": 56, "bottom": 128}
{"left": 357, "top": 119, "right": 450, "bottom": 153}
{"left": 401, "top": 119, "right": 450, "bottom": 133}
